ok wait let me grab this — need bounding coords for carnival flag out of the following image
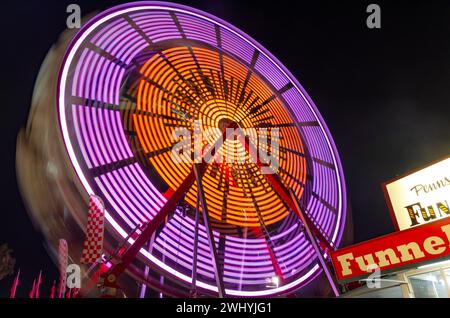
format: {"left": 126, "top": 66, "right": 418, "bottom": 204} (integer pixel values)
{"left": 29, "top": 279, "right": 36, "bottom": 298}
{"left": 9, "top": 269, "right": 20, "bottom": 298}
{"left": 35, "top": 271, "right": 42, "bottom": 298}
{"left": 50, "top": 280, "right": 56, "bottom": 298}
{"left": 58, "top": 239, "right": 68, "bottom": 298}
{"left": 80, "top": 195, "right": 105, "bottom": 264}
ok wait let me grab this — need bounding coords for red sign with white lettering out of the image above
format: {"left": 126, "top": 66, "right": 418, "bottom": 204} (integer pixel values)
{"left": 331, "top": 217, "right": 450, "bottom": 282}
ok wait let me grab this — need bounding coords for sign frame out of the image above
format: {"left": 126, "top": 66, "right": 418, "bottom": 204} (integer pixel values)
{"left": 381, "top": 155, "right": 450, "bottom": 231}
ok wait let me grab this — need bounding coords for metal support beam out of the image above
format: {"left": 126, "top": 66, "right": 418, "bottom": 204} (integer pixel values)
{"left": 193, "top": 163, "right": 226, "bottom": 298}
{"left": 139, "top": 234, "right": 155, "bottom": 298}
{"left": 190, "top": 195, "right": 200, "bottom": 297}
{"left": 288, "top": 189, "right": 340, "bottom": 297}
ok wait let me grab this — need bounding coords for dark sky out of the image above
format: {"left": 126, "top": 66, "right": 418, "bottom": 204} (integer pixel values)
{"left": 0, "top": 0, "right": 449, "bottom": 297}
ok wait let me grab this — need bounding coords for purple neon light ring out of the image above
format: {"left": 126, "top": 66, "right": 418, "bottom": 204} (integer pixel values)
{"left": 57, "top": 1, "right": 347, "bottom": 296}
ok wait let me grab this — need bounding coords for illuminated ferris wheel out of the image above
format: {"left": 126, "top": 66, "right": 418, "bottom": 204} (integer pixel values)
{"left": 57, "top": 2, "right": 347, "bottom": 297}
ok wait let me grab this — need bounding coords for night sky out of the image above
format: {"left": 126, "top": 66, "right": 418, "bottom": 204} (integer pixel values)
{"left": 0, "top": 0, "right": 449, "bottom": 297}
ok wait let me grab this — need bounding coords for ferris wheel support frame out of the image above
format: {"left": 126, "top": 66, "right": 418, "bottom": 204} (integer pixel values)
{"left": 77, "top": 124, "right": 237, "bottom": 297}
{"left": 193, "top": 163, "right": 226, "bottom": 297}
{"left": 79, "top": 125, "right": 339, "bottom": 297}
{"left": 288, "top": 189, "right": 340, "bottom": 297}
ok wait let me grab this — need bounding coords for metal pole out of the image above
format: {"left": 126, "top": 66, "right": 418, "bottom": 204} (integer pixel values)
{"left": 139, "top": 235, "right": 155, "bottom": 298}
{"left": 160, "top": 216, "right": 168, "bottom": 299}
{"left": 288, "top": 188, "right": 340, "bottom": 297}
{"left": 190, "top": 195, "right": 200, "bottom": 297}
{"left": 193, "top": 163, "right": 226, "bottom": 298}
{"left": 108, "top": 224, "right": 141, "bottom": 262}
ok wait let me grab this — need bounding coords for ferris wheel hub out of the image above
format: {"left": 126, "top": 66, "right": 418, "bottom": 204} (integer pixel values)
{"left": 218, "top": 117, "right": 239, "bottom": 130}
{"left": 107, "top": 274, "right": 116, "bottom": 283}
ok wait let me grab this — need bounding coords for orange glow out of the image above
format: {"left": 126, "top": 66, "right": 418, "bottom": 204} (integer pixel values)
{"left": 133, "top": 46, "right": 307, "bottom": 227}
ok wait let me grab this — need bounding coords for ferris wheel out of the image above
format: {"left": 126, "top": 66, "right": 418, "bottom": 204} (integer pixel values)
{"left": 57, "top": 2, "right": 347, "bottom": 297}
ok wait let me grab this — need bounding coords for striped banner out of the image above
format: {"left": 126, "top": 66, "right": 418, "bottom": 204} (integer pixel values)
{"left": 58, "top": 239, "right": 68, "bottom": 298}
{"left": 80, "top": 195, "right": 105, "bottom": 264}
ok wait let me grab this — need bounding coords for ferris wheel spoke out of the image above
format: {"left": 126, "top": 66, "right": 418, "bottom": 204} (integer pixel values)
{"left": 251, "top": 200, "right": 285, "bottom": 279}
{"left": 297, "top": 121, "right": 321, "bottom": 127}
{"left": 88, "top": 144, "right": 177, "bottom": 177}
{"left": 122, "top": 15, "right": 154, "bottom": 47}
{"left": 233, "top": 80, "right": 242, "bottom": 106}
{"left": 125, "top": 69, "right": 204, "bottom": 118}
{"left": 311, "top": 193, "right": 338, "bottom": 215}
{"left": 158, "top": 52, "right": 214, "bottom": 110}
{"left": 277, "top": 166, "right": 306, "bottom": 189}
{"left": 247, "top": 95, "right": 276, "bottom": 115}
{"left": 209, "top": 69, "right": 224, "bottom": 101}
{"left": 313, "top": 157, "right": 336, "bottom": 170}
{"left": 169, "top": 13, "right": 218, "bottom": 103}
{"left": 133, "top": 109, "right": 189, "bottom": 123}
{"left": 279, "top": 145, "right": 306, "bottom": 158}
{"left": 89, "top": 157, "right": 139, "bottom": 177}
{"left": 240, "top": 89, "right": 255, "bottom": 112}
{"left": 189, "top": 53, "right": 217, "bottom": 100}
{"left": 243, "top": 95, "right": 260, "bottom": 115}
{"left": 158, "top": 51, "right": 190, "bottom": 84}
{"left": 253, "top": 115, "right": 275, "bottom": 124}
{"left": 172, "top": 84, "right": 204, "bottom": 113}
{"left": 255, "top": 122, "right": 297, "bottom": 129}
{"left": 187, "top": 71, "right": 210, "bottom": 103}
{"left": 84, "top": 41, "right": 128, "bottom": 68}
{"left": 69, "top": 95, "right": 118, "bottom": 110}
{"left": 236, "top": 66, "right": 254, "bottom": 106}
{"left": 248, "top": 108, "right": 270, "bottom": 119}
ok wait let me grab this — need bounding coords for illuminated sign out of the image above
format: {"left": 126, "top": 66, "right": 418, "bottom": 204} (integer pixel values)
{"left": 382, "top": 157, "right": 450, "bottom": 231}
{"left": 331, "top": 217, "right": 450, "bottom": 282}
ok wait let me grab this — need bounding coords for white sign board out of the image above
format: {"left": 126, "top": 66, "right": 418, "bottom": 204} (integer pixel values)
{"left": 383, "top": 157, "right": 450, "bottom": 231}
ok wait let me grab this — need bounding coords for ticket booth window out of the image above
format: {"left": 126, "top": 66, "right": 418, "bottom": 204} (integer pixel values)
{"left": 445, "top": 269, "right": 450, "bottom": 291}
{"left": 409, "top": 271, "right": 448, "bottom": 298}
